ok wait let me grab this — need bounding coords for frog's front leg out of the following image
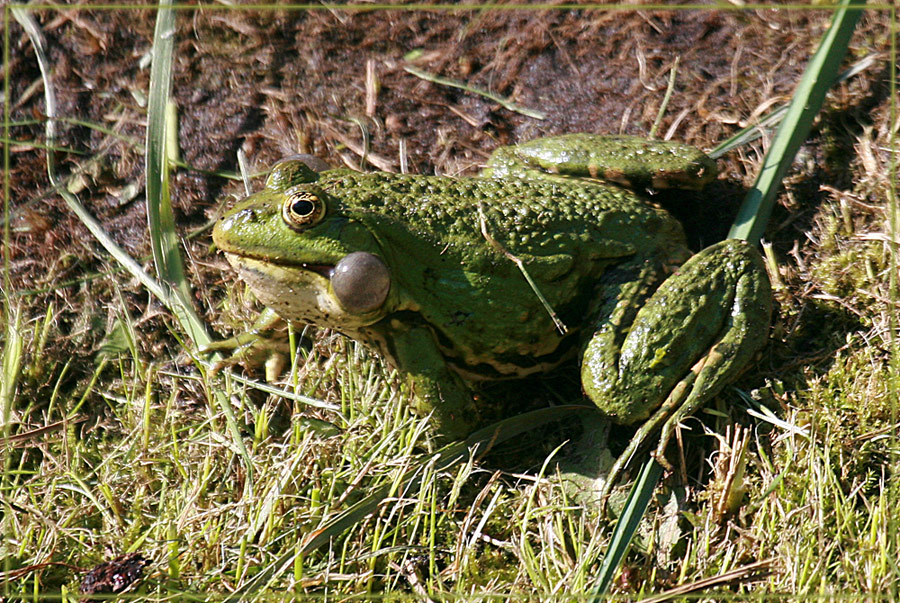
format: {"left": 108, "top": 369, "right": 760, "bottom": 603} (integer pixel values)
{"left": 203, "top": 307, "right": 293, "bottom": 381}
{"left": 582, "top": 239, "right": 772, "bottom": 499}
{"left": 377, "top": 323, "right": 481, "bottom": 441}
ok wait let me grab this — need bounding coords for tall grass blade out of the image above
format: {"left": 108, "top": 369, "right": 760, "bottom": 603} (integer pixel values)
{"left": 11, "top": 7, "right": 172, "bottom": 307}
{"left": 590, "top": 3, "right": 867, "bottom": 596}
{"left": 144, "top": 1, "right": 255, "bottom": 492}
{"left": 145, "top": 1, "right": 213, "bottom": 349}
{"left": 1, "top": 303, "right": 24, "bottom": 491}
{"left": 19, "top": 2, "right": 255, "bottom": 496}
{"left": 591, "top": 458, "right": 664, "bottom": 597}
{"left": 729, "top": 0, "right": 866, "bottom": 243}
{"left": 146, "top": 5, "right": 181, "bottom": 288}
{"left": 12, "top": 4, "right": 211, "bottom": 350}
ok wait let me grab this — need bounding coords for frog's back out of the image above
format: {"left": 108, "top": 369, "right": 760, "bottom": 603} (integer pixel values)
{"left": 316, "top": 169, "right": 686, "bottom": 258}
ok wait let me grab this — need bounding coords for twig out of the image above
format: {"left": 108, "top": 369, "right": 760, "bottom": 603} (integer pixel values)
{"left": 638, "top": 558, "right": 776, "bottom": 603}
{"left": 405, "top": 65, "right": 546, "bottom": 120}
{"left": 477, "top": 205, "right": 567, "bottom": 334}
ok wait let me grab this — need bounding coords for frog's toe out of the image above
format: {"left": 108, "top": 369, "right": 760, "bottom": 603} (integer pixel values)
{"left": 203, "top": 334, "right": 293, "bottom": 381}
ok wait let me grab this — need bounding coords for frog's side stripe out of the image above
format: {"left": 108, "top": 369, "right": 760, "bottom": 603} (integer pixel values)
{"left": 444, "top": 342, "right": 581, "bottom": 381}
{"left": 375, "top": 310, "right": 582, "bottom": 382}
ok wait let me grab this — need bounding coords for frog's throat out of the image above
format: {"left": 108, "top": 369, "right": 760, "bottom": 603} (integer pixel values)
{"left": 223, "top": 254, "right": 383, "bottom": 329}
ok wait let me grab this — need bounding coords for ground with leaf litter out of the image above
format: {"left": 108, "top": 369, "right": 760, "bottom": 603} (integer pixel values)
{"left": 4, "top": 4, "right": 897, "bottom": 599}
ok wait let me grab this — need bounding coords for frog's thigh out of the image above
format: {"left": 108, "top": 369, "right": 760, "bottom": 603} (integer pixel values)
{"left": 582, "top": 239, "right": 771, "bottom": 428}
{"left": 481, "top": 136, "right": 601, "bottom": 179}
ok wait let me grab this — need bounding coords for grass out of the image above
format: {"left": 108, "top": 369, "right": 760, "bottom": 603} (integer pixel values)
{"left": 2, "top": 3, "right": 899, "bottom": 602}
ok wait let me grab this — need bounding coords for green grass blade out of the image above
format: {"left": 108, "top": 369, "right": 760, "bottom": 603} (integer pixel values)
{"left": 1, "top": 304, "right": 24, "bottom": 466}
{"left": 710, "top": 53, "right": 878, "bottom": 160}
{"left": 146, "top": 5, "right": 180, "bottom": 288}
{"left": 223, "top": 404, "right": 592, "bottom": 600}
{"left": 590, "top": 5, "right": 867, "bottom": 595}
{"left": 728, "top": 0, "right": 866, "bottom": 243}
{"left": 144, "top": 1, "right": 255, "bottom": 493}
{"left": 145, "top": 1, "right": 214, "bottom": 349}
{"left": 590, "top": 458, "right": 663, "bottom": 597}
{"left": 19, "top": 1, "right": 255, "bottom": 497}
{"left": 12, "top": 5, "right": 209, "bottom": 343}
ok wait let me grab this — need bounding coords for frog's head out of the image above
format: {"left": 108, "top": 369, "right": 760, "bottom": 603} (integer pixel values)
{"left": 213, "top": 159, "right": 392, "bottom": 329}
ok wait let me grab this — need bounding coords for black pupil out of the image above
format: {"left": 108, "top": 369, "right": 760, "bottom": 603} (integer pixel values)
{"left": 292, "top": 198, "right": 315, "bottom": 216}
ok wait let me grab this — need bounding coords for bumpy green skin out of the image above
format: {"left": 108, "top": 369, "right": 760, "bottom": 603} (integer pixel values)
{"left": 484, "top": 134, "right": 718, "bottom": 191}
{"left": 213, "top": 134, "right": 772, "bottom": 440}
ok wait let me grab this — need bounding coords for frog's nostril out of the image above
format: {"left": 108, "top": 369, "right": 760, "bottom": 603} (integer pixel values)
{"left": 236, "top": 207, "right": 260, "bottom": 223}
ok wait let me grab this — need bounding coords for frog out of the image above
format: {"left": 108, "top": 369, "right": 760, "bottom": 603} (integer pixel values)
{"left": 211, "top": 134, "right": 772, "bottom": 494}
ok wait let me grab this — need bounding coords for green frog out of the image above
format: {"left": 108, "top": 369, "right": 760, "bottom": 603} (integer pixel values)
{"left": 212, "top": 134, "right": 772, "bottom": 490}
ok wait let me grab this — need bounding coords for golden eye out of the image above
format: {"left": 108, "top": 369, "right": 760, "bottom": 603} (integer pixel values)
{"left": 282, "top": 190, "right": 325, "bottom": 230}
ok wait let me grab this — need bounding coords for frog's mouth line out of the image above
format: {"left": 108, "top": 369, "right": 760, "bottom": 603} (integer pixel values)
{"left": 298, "top": 263, "right": 335, "bottom": 279}
{"left": 224, "top": 250, "right": 335, "bottom": 280}
{"left": 271, "top": 260, "right": 335, "bottom": 281}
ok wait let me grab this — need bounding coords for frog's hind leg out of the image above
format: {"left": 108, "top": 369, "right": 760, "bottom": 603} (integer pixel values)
{"left": 582, "top": 239, "right": 772, "bottom": 501}
{"left": 479, "top": 134, "right": 717, "bottom": 189}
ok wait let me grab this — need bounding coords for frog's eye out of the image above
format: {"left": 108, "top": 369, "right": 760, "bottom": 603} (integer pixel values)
{"left": 331, "top": 252, "right": 391, "bottom": 313}
{"left": 282, "top": 190, "right": 325, "bottom": 230}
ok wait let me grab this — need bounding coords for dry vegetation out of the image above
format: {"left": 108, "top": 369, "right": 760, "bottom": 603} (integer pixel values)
{"left": 2, "top": 4, "right": 897, "bottom": 601}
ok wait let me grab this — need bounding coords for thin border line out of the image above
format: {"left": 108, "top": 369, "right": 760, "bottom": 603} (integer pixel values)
{"left": 2, "top": 2, "right": 896, "bottom": 12}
